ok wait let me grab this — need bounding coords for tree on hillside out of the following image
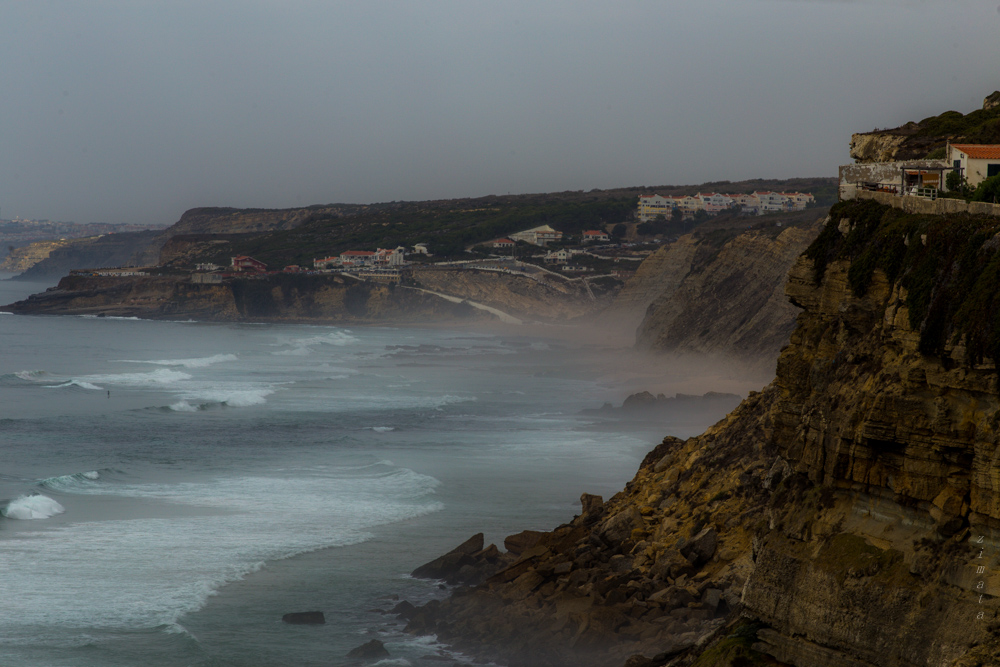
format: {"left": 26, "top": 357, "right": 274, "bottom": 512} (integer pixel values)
{"left": 611, "top": 223, "right": 627, "bottom": 240}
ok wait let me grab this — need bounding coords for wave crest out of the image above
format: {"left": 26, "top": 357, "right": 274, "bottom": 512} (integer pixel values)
{"left": 115, "top": 354, "right": 238, "bottom": 369}
{"left": 39, "top": 471, "right": 102, "bottom": 492}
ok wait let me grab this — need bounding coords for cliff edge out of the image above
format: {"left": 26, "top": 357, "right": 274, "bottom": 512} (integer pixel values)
{"left": 398, "top": 199, "right": 1000, "bottom": 667}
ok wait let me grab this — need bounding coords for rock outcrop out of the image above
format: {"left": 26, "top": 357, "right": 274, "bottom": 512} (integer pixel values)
{"left": 0, "top": 273, "right": 494, "bottom": 325}
{"left": 395, "top": 199, "right": 1000, "bottom": 667}
{"left": 849, "top": 93, "right": 1000, "bottom": 163}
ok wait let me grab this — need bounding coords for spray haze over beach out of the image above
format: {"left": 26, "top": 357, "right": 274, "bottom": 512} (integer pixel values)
{"left": 3, "top": 2, "right": 999, "bottom": 665}
{"left": 0, "top": 276, "right": 757, "bottom": 666}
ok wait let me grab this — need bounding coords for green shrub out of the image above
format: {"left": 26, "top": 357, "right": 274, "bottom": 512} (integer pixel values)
{"left": 972, "top": 174, "right": 1000, "bottom": 203}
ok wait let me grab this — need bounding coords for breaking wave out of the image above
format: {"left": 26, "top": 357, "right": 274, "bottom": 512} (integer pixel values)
{"left": 114, "top": 354, "right": 238, "bottom": 369}
{"left": 2, "top": 494, "right": 65, "bottom": 520}
{"left": 76, "top": 368, "right": 192, "bottom": 387}
{"left": 47, "top": 380, "right": 104, "bottom": 391}
{"left": 272, "top": 331, "right": 358, "bottom": 356}
{"left": 38, "top": 471, "right": 102, "bottom": 493}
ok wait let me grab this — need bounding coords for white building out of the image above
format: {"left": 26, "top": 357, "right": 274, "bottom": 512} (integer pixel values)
{"left": 948, "top": 143, "right": 1000, "bottom": 188}
{"left": 510, "top": 225, "right": 563, "bottom": 246}
{"left": 637, "top": 194, "right": 674, "bottom": 221}
{"left": 697, "top": 192, "right": 733, "bottom": 214}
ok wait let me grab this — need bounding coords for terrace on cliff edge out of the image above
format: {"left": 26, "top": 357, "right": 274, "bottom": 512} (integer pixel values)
{"left": 378, "top": 197, "right": 1000, "bottom": 667}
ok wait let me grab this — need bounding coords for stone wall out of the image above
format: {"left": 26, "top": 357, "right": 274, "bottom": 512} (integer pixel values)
{"left": 854, "top": 189, "right": 1000, "bottom": 217}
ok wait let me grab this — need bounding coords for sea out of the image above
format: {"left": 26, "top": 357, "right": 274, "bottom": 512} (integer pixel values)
{"left": 0, "top": 274, "right": 762, "bottom": 667}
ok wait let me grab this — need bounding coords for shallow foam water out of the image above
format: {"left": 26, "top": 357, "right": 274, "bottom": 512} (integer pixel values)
{"left": 0, "top": 275, "right": 757, "bottom": 666}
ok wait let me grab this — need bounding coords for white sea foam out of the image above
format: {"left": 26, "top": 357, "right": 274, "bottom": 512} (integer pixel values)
{"left": 2, "top": 494, "right": 65, "bottom": 520}
{"left": 169, "top": 401, "right": 199, "bottom": 412}
{"left": 179, "top": 387, "right": 275, "bottom": 408}
{"left": 115, "top": 354, "right": 238, "bottom": 368}
{"left": 370, "top": 426, "right": 395, "bottom": 432}
{"left": 76, "top": 368, "right": 192, "bottom": 387}
{"left": 47, "top": 380, "right": 104, "bottom": 390}
{"left": 14, "top": 369, "right": 48, "bottom": 381}
{"left": 0, "top": 465, "right": 442, "bottom": 632}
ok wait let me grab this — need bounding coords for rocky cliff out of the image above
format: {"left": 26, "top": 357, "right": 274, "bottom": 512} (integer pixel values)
{"left": 12, "top": 231, "right": 160, "bottom": 280}
{"left": 589, "top": 238, "right": 699, "bottom": 345}
{"left": 0, "top": 239, "right": 75, "bottom": 273}
{"left": 0, "top": 273, "right": 492, "bottom": 324}
{"left": 133, "top": 205, "right": 356, "bottom": 266}
{"left": 395, "top": 199, "right": 1000, "bottom": 667}
{"left": 849, "top": 93, "right": 1000, "bottom": 163}
{"left": 636, "top": 224, "right": 820, "bottom": 364}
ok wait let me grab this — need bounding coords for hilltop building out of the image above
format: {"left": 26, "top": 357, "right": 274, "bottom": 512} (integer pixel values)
{"left": 510, "top": 225, "right": 563, "bottom": 246}
{"left": 948, "top": 143, "right": 1000, "bottom": 188}
{"left": 231, "top": 256, "right": 266, "bottom": 272}
{"left": 638, "top": 191, "right": 812, "bottom": 221}
{"left": 582, "top": 230, "right": 610, "bottom": 242}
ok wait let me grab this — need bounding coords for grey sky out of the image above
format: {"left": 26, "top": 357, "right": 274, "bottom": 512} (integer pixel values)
{"left": 1, "top": 0, "right": 998, "bottom": 225}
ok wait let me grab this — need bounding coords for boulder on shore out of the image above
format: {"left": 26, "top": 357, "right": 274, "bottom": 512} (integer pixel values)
{"left": 346, "top": 639, "right": 390, "bottom": 659}
{"left": 281, "top": 611, "right": 325, "bottom": 624}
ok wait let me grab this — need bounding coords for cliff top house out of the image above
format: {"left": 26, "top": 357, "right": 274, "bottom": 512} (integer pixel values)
{"left": 948, "top": 143, "right": 1000, "bottom": 188}
{"left": 231, "top": 255, "right": 267, "bottom": 272}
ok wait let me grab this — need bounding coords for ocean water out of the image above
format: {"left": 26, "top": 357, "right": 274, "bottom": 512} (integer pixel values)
{"left": 0, "top": 275, "right": 757, "bottom": 667}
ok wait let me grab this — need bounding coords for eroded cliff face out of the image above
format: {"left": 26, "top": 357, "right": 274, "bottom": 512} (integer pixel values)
{"left": 399, "top": 201, "right": 1000, "bottom": 667}
{"left": 635, "top": 223, "right": 821, "bottom": 369}
{"left": 13, "top": 231, "right": 160, "bottom": 280}
{"left": 589, "top": 238, "right": 698, "bottom": 345}
{"left": 848, "top": 132, "right": 913, "bottom": 163}
{"left": 0, "top": 239, "right": 75, "bottom": 273}
{"left": 411, "top": 267, "right": 596, "bottom": 322}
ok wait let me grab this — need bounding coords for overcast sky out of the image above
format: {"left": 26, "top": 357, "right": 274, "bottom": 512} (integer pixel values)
{"left": 1, "top": 1, "right": 998, "bottom": 225}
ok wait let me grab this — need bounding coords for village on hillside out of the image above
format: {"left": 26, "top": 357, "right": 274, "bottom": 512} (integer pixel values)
{"left": 68, "top": 188, "right": 826, "bottom": 293}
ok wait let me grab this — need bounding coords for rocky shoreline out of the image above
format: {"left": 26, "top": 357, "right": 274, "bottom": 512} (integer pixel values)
{"left": 364, "top": 200, "right": 1000, "bottom": 667}
{"left": 368, "top": 387, "right": 780, "bottom": 667}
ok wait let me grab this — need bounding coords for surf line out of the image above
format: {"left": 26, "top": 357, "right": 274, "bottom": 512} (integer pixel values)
{"left": 975, "top": 532, "right": 989, "bottom": 620}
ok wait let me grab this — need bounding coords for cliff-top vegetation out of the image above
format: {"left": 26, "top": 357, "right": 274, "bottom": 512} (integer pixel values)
{"left": 806, "top": 198, "right": 1000, "bottom": 365}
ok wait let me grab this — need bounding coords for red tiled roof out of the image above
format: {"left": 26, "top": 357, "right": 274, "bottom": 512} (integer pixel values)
{"left": 583, "top": 230, "right": 606, "bottom": 235}
{"left": 495, "top": 238, "right": 514, "bottom": 243}
{"left": 952, "top": 144, "right": 1000, "bottom": 159}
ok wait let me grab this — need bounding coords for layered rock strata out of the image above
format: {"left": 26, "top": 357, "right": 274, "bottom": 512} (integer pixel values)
{"left": 635, "top": 224, "right": 821, "bottom": 368}
{"left": 398, "top": 201, "right": 1000, "bottom": 667}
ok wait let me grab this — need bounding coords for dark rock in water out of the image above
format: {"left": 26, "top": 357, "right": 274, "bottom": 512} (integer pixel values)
{"left": 281, "top": 610, "right": 325, "bottom": 624}
{"left": 622, "top": 390, "right": 657, "bottom": 410}
{"left": 391, "top": 600, "right": 417, "bottom": 619}
{"left": 503, "top": 529, "right": 545, "bottom": 556}
{"left": 411, "top": 533, "right": 484, "bottom": 579}
{"left": 346, "top": 639, "right": 390, "bottom": 660}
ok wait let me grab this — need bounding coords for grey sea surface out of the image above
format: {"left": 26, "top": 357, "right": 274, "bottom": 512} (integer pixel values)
{"left": 0, "top": 274, "right": 754, "bottom": 666}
